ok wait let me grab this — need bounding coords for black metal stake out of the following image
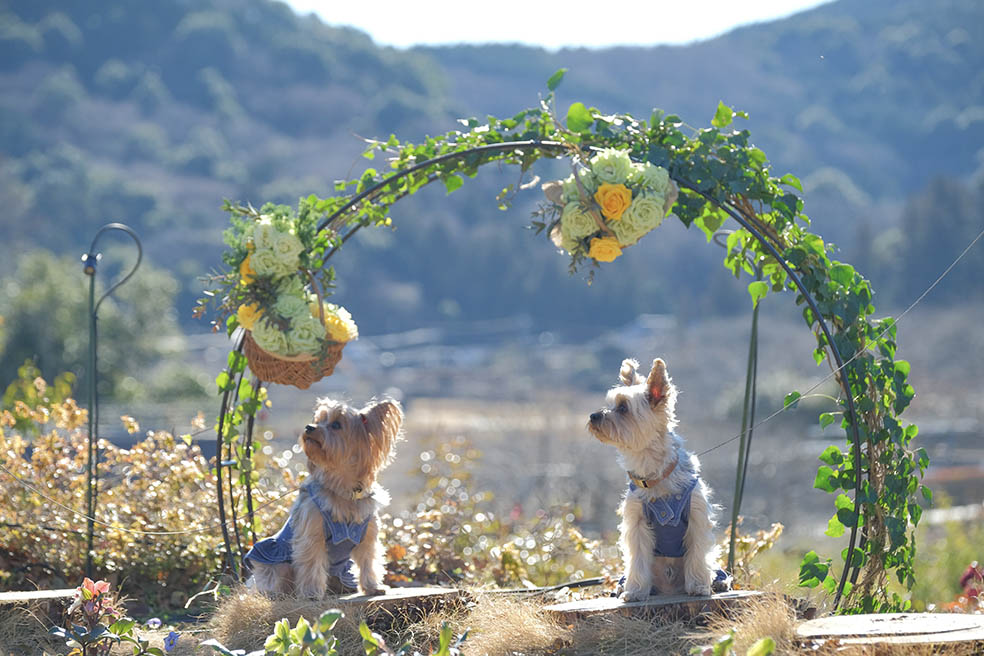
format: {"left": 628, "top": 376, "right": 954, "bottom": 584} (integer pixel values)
{"left": 82, "top": 223, "right": 142, "bottom": 578}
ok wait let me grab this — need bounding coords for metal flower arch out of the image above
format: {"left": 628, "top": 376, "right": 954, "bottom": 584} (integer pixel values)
{"left": 210, "top": 101, "right": 923, "bottom": 612}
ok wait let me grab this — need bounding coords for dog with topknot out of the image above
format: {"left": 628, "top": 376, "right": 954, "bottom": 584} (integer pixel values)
{"left": 588, "top": 358, "right": 722, "bottom": 600}
{"left": 245, "top": 397, "right": 403, "bottom": 598}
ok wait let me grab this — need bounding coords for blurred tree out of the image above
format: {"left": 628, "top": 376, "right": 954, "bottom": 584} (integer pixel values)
{"left": 0, "top": 249, "right": 200, "bottom": 402}
{"left": 875, "top": 177, "right": 984, "bottom": 305}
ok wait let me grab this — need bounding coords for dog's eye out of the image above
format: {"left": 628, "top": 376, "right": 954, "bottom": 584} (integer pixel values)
{"left": 329, "top": 420, "right": 342, "bottom": 430}
{"left": 617, "top": 402, "right": 628, "bottom": 414}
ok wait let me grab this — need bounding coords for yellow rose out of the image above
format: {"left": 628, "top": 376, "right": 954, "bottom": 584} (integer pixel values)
{"left": 324, "top": 315, "right": 352, "bottom": 342}
{"left": 588, "top": 236, "right": 623, "bottom": 262}
{"left": 237, "top": 303, "right": 263, "bottom": 330}
{"left": 322, "top": 304, "right": 358, "bottom": 343}
{"left": 593, "top": 183, "right": 632, "bottom": 221}
{"left": 239, "top": 255, "right": 256, "bottom": 285}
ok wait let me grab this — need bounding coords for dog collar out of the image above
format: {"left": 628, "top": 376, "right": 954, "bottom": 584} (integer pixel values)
{"left": 628, "top": 455, "right": 679, "bottom": 489}
{"left": 350, "top": 483, "right": 368, "bottom": 500}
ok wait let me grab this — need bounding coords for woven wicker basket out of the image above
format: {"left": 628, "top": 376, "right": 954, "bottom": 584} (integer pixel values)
{"left": 242, "top": 331, "right": 344, "bottom": 389}
{"left": 240, "top": 271, "right": 348, "bottom": 389}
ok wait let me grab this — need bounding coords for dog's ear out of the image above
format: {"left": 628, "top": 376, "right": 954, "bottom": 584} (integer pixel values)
{"left": 619, "top": 359, "right": 642, "bottom": 386}
{"left": 363, "top": 399, "right": 403, "bottom": 454}
{"left": 645, "top": 358, "right": 670, "bottom": 407}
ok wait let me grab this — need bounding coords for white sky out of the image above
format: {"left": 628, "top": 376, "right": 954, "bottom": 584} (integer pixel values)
{"left": 283, "top": 0, "right": 835, "bottom": 50}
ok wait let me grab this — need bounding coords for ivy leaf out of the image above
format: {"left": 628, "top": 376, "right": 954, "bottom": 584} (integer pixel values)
{"left": 711, "top": 101, "right": 734, "bottom": 128}
{"left": 547, "top": 68, "right": 567, "bottom": 91}
{"left": 798, "top": 550, "right": 830, "bottom": 588}
{"left": 443, "top": 174, "right": 463, "bottom": 195}
{"left": 780, "top": 173, "right": 803, "bottom": 192}
{"left": 566, "top": 102, "right": 594, "bottom": 133}
{"left": 818, "top": 445, "right": 844, "bottom": 466}
{"left": 830, "top": 263, "right": 855, "bottom": 287}
{"left": 819, "top": 412, "right": 837, "bottom": 429}
{"left": 783, "top": 391, "right": 801, "bottom": 410}
{"left": 814, "top": 465, "right": 839, "bottom": 493}
{"left": 825, "top": 512, "right": 845, "bottom": 537}
{"left": 747, "top": 281, "right": 768, "bottom": 307}
{"left": 215, "top": 372, "right": 234, "bottom": 392}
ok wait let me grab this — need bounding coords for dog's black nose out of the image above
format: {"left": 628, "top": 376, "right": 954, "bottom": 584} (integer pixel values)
{"left": 304, "top": 424, "right": 317, "bottom": 433}
{"left": 589, "top": 412, "right": 603, "bottom": 424}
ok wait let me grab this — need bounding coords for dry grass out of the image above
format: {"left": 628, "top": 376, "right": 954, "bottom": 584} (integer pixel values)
{"left": 701, "top": 589, "right": 799, "bottom": 654}
{"left": 0, "top": 602, "right": 57, "bottom": 655}
{"left": 403, "top": 591, "right": 700, "bottom": 656}
{"left": 207, "top": 586, "right": 368, "bottom": 653}
{"left": 417, "top": 593, "right": 569, "bottom": 655}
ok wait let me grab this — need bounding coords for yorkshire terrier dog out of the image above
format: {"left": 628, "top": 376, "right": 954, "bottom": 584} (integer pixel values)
{"left": 588, "top": 358, "right": 722, "bottom": 600}
{"left": 245, "top": 397, "right": 403, "bottom": 598}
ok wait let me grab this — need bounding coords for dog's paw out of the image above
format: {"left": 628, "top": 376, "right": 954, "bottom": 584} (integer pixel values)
{"left": 621, "top": 587, "right": 650, "bottom": 602}
{"left": 685, "top": 580, "right": 712, "bottom": 597}
{"left": 361, "top": 584, "right": 388, "bottom": 597}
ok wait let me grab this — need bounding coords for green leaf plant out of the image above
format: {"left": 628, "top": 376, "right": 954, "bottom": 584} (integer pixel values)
{"left": 200, "top": 70, "right": 927, "bottom": 612}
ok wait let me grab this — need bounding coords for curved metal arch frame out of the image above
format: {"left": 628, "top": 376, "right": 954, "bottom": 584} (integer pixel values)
{"left": 215, "top": 140, "right": 863, "bottom": 608}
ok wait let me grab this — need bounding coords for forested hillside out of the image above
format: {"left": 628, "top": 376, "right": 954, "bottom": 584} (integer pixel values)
{"left": 1, "top": 0, "right": 982, "bottom": 346}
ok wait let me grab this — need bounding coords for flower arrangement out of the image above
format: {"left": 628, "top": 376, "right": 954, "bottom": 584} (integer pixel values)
{"left": 197, "top": 200, "right": 357, "bottom": 387}
{"left": 537, "top": 147, "right": 678, "bottom": 266}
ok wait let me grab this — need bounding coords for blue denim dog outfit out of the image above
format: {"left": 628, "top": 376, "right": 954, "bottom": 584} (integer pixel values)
{"left": 244, "top": 481, "right": 370, "bottom": 590}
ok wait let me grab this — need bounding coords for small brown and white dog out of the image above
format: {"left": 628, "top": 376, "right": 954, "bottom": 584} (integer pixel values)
{"left": 588, "top": 358, "right": 721, "bottom": 600}
{"left": 244, "top": 397, "right": 403, "bottom": 598}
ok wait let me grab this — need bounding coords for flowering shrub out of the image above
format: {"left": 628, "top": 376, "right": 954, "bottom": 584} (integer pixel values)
{"left": 536, "top": 147, "right": 678, "bottom": 267}
{"left": 195, "top": 201, "right": 357, "bottom": 359}
{"left": 0, "top": 376, "right": 298, "bottom": 607}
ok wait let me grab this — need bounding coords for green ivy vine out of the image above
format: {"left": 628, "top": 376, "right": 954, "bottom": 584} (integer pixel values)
{"left": 204, "top": 70, "right": 928, "bottom": 612}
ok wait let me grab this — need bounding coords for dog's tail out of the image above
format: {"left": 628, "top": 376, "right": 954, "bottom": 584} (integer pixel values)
{"left": 619, "top": 359, "right": 644, "bottom": 386}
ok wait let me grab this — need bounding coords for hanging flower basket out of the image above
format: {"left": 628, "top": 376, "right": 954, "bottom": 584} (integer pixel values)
{"left": 241, "top": 330, "right": 345, "bottom": 389}
{"left": 197, "top": 201, "right": 359, "bottom": 389}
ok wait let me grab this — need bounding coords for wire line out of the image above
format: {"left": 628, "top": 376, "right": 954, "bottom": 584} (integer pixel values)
{"left": 699, "top": 223, "right": 984, "bottom": 457}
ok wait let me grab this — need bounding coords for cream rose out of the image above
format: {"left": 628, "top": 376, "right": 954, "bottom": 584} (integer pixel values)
{"left": 251, "top": 317, "right": 290, "bottom": 356}
{"left": 249, "top": 249, "right": 290, "bottom": 278}
{"left": 251, "top": 217, "right": 277, "bottom": 250}
{"left": 274, "top": 293, "right": 310, "bottom": 322}
{"left": 590, "top": 148, "right": 633, "bottom": 184}
{"left": 631, "top": 162, "right": 671, "bottom": 193}
{"left": 612, "top": 193, "right": 667, "bottom": 246}
{"left": 272, "top": 230, "right": 303, "bottom": 268}
{"left": 287, "top": 315, "right": 323, "bottom": 356}
{"left": 560, "top": 202, "right": 600, "bottom": 240}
